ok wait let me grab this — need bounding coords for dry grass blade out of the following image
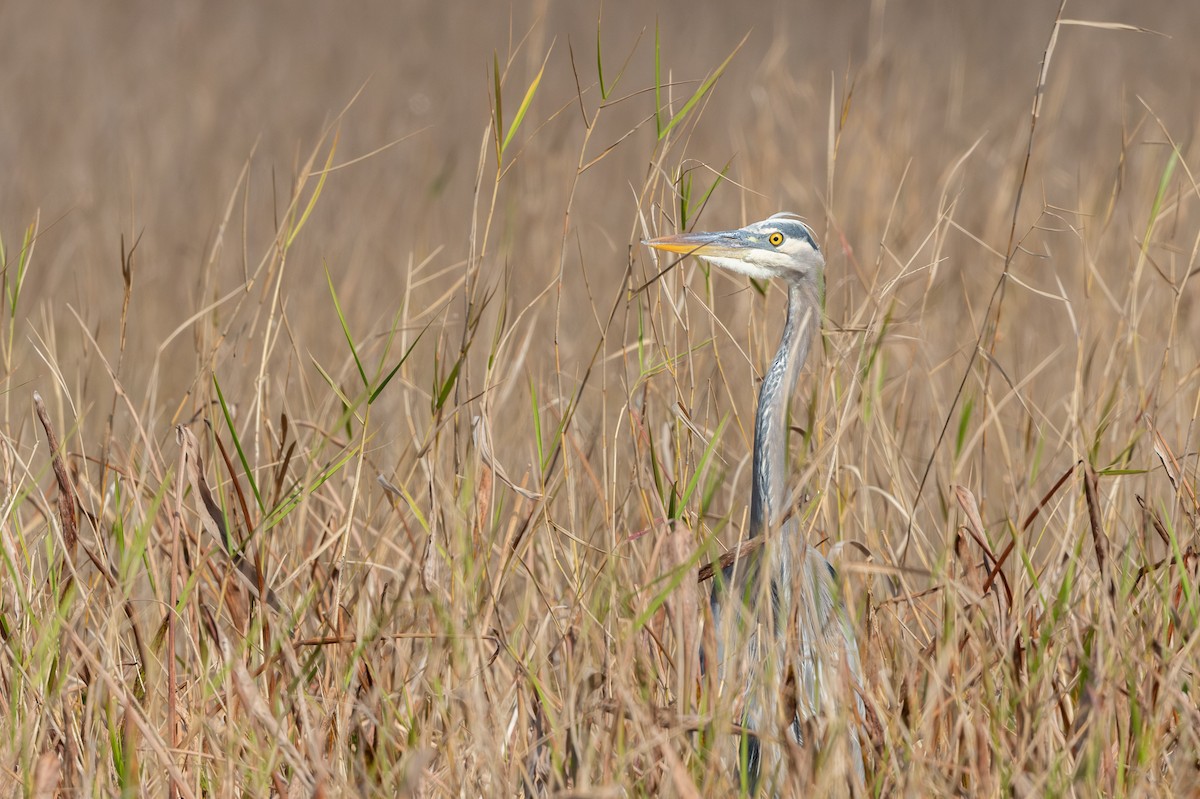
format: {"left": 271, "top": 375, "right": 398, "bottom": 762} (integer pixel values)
{"left": 1138, "top": 493, "right": 1173, "bottom": 548}
{"left": 176, "top": 424, "right": 281, "bottom": 610}
{"left": 1083, "top": 463, "right": 1115, "bottom": 602}
{"left": 472, "top": 414, "right": 543, "bottom": 500}
{"left": 177, "top": 425, "right": 234, "bottom": 553}
{"left": 1058, "top": 18, "right": 1164, "bottom": 34}
{"left": 953, "top": 484, "right": 1000, "bottom": 604}
{"left": 33, "top": 390, "right": 77, "bottom": 558}
{"left": 953, "top": 484, "right": 987, "bottom": 544}
{"left": 1133, "top": 495, "right": 1200, "bottom": 590}
{"left": 1148, "top": 418, "right": 1200, "bottom": 527}
{"left": 984, "top": 460, "right": 1081, "bottom": 594}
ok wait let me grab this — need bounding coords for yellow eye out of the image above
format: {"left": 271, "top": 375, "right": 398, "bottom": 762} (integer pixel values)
{"left": 768, "top": 231, "right": 784, "bottom": 246}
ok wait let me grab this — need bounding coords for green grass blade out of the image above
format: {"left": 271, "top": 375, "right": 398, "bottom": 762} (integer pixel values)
{"left": 262, "top": 447, "right": 360, "bottom": 532}
{"left": 530, "top": 378, "right": 545, "bottom": 472}
{"left": 324, "top": 261, "right": 368, "bottom": 389}
{"left": 1161, "top": 499, "right": 1199, "bottom": 624}
{"left": 369, "top": 323, "right": 429, "bottom": 404}
{"left": 677, "top": 414, "right": 727, "bottom": 514}
{"left": 13, "top": 220, "right": 36, "bottom": 313}
{"left": 596, "top": 16, "right": 607, "bottom": 100}
{"left": 955, "top": 396, "right": 974, "bottom": 458}
{"left": 646, "top": 423, "right": 665, "bottom": 501}
{"left": 653, "top": 22, "right": 662, "bottom": 137}
{"left": 657, "top": 32, "right": 748, "bottom": 142}
{"left": 286, "top": 130, "right": 338, "bottom": 249}
{"left": 1143, "top": 148, "right": 1179, "bottom": 251}
{"left": 310, "top": 355, "right": 356, "bottom": 415}
{"left": 501, "top": 47, "right": 551, "bottom": 156}
{"left": 633, "top": 545, "right": 707, "bottom": 632}
{"left": 213, "top": 374, "right": 264, "bottom": 514}
{"left": 678, "top": 170, "right": 691, "bottom": 229}
{"left": 690, "top": 159, "right": 730, "bottom": 219}
{"left": 433, "top": 354, "right": 463, "bottom": 414}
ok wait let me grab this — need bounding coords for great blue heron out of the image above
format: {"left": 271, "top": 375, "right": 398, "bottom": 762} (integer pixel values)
{"left": 645, "top": 213, "right": 865, "bottom": 791}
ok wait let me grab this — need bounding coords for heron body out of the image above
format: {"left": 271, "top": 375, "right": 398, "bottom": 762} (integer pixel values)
{"left": 645, "top": 214, "right": 865, "bottom": 791}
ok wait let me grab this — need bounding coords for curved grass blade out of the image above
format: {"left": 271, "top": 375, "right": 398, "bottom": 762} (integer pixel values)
{"left": 657, "top": 32, "right": 748, "bottom": 142}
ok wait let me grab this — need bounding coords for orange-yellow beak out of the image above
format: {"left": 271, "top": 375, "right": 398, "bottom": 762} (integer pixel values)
{"left": 643, "top": 228, "right": 755, "bottom": 259}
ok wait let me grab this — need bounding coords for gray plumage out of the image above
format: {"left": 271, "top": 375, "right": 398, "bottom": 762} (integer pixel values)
{"left": 645, "top": 213, "right": 865, "bottom": 792}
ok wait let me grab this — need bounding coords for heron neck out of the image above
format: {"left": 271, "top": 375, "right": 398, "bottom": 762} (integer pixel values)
{"left": 749, "top": 280, "right": 821, "bottom": 536}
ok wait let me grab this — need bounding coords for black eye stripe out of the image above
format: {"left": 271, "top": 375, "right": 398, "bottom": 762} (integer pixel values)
{"left": 772, "top": 221, "right": 817, "bottom": 249}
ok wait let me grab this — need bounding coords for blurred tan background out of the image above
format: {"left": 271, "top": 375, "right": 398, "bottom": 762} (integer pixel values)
{"left": 2, "top": 0, "right": 1195, "bottom": 369}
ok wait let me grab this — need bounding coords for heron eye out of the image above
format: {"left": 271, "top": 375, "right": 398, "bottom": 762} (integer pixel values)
{"left": 768, "top": 231, "right": 784, "bottom": 247}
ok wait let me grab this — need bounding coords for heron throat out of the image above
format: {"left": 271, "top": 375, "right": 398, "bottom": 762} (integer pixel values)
{"left": 749, "top": 280, "right": 821, "bottom": 536}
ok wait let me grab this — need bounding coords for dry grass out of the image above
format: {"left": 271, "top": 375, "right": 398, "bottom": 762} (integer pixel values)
{"left": 2, "top": 0, "right": 1199, "bottom": 795}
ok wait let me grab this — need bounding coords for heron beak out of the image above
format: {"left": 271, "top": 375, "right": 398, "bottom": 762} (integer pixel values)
{"left": 643, "top": 229, "right": 753, "bottom": 259}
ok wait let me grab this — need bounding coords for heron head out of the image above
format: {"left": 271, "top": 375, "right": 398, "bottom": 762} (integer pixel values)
{"left": 643, "top": 212, "right": 824, "bottom": 284}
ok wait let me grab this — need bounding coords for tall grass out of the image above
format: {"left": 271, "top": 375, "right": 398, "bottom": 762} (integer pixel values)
{"left": 1, "top": 1, "right": 1198, "bottom": 795}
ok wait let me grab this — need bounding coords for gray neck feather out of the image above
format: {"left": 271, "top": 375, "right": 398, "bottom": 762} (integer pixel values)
{"left": 748, "top": 280, "right": 821, "bottom": 536}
